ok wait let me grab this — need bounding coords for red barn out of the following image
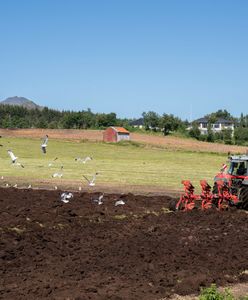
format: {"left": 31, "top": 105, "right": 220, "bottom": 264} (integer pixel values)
{"left": 103, "top": 127, "right": 130, "bottom": 142}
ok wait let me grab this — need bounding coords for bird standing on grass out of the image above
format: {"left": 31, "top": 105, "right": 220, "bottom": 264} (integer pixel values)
{"left": 41, "top": 135, "right": 49, "bottom": 154}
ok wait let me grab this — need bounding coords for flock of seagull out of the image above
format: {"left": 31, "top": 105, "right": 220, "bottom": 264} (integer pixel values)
{"left": 5, "top": 135, "right": 98, "bottom": 184}
{"left": 1, "top": 135, "right": 126, "bottom": 206}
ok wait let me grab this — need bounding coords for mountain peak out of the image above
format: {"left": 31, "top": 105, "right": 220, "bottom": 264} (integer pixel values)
{"left": 0, "top": 96, "right": 42, "bottom": 110}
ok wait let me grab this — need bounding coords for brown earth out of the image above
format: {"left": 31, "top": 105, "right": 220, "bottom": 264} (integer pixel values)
{"left": 1, "top": 188, "right": 248, "bottom": 299}
{"left": 0, "top": 128, "right": 247, "bottom": 153}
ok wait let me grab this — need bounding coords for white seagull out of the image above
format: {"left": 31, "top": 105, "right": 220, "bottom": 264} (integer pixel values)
{"left": 115, "top": 199, "right": 125, "bottom": 206}
{"left": 83, "top": 172, "right": 98, "bottom": 186}
{"left": 75, "top": 156, "right": 93, "bottom": 164}
{"left": 60, "top": 192, "right": 73, "bottom": 203}
{"left": 52, "top": 166, "right": 63, "bottom": 178}
{"left": 7, "top": 150, "right": 24, "bottom": 168}
{"left": 41, "top": 135, "right": 49, "bottom": 154}
{"left": 48, "top": 157, "right": 58, "bottom": 167}
{"left": 93, "top": 194, "right": 104, "bottom": 205}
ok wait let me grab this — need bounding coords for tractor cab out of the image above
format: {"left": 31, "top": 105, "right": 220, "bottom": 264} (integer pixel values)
{"left": 227, "top": 155, "right": 248, "bottom": 177}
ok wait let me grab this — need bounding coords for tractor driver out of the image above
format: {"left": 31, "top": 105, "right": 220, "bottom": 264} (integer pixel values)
{"left": 237, "top": 162, "right": 246, "bottom": 176}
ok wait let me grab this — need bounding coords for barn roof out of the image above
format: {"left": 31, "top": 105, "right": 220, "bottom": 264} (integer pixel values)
{"left": 111, "top": 127, "right": 130, "bottom": 134}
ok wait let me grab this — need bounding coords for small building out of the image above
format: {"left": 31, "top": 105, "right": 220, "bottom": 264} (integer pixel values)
{"left": 103, "top": 127, "right": 130, "bottom": 142}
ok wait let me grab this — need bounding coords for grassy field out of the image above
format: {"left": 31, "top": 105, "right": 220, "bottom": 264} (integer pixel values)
{"left": 0, "top": 137, "right": 227, "bottom": 191}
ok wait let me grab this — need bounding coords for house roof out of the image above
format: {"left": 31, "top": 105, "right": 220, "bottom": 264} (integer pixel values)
{"left": 111, "top": 127, "right": 130, "bottom": 134}
{"left": 194, "top": 117, "right": 209, "bottom": 123}
{"left": 215, "top": 118, "right": 233, "bottom": 124}
{"left": 129, "top": 118, "right": 144, "bottom": 126}
{"left": 194, "top": 117, "right": 234, "bottom": 124}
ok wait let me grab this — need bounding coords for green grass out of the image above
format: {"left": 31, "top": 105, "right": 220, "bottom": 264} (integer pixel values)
{"left": 0, "top": 137, "right": 227, "bottom": 190}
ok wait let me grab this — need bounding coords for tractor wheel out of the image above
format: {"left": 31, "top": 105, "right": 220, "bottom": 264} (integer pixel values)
{"left": 169, "top": 199, "right": 177, "bottom": 211}
{"left": 212, "top": 183, "right": 219, "bottom": 208}
{"left": 238, "top": 185, "right": 248, "bottom": 210}
{"left": 212, "top": 183, "right": 218, "bottom": 194}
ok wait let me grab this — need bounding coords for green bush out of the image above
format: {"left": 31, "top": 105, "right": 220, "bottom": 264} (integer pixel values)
{"left": 199, "top": 284, "right": 234, "bottom": 300}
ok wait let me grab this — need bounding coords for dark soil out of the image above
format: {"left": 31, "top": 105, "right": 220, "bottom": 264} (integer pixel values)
{"left": 1, "top": 188, "right": 248, "bottom": 300}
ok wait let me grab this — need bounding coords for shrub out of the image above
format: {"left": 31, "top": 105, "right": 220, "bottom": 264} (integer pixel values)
{"left": 199, "top": 284, "right": 234, "bottom": 300}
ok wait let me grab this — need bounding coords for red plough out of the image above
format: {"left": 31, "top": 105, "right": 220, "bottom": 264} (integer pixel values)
{"left": 200, "top": 180, "right": 213, "bottom": 210}
{"left": 213, "top": 181, "right": 239, "bottom": 210}
{"left": 170, "top": 180, "right": 238, "bottom": 211}
{"left": 175, "top": 180, "right": 197, "bottom": 211}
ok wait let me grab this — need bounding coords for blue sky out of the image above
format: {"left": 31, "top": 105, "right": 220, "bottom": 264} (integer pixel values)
{"left": 0, "top": 0, "right": 248, "bottom": 120}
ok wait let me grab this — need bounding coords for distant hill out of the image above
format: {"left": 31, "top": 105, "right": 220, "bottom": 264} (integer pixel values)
{"left": 0, "top": 96, "right": 43, "bottom": 110}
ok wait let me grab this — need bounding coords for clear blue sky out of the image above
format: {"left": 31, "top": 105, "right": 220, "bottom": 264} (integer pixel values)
{"left": 0, "top": 0, "right": 248, "bottom": 120}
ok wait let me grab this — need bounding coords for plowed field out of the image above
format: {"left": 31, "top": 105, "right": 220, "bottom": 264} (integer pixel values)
{"left": 1, "top": 188, "right": 248, "bottom": 299}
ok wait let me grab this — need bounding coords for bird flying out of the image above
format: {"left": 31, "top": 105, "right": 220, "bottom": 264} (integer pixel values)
{"left": 7, "top": 150, "right": 24, "bottom": 168}
{"left": 60, "top": 192, "right": 73, "bottom": 203}
{"left": 52, "top": 166, "right": 63, "bottom": 178}
{"left": 83, "top": 172, "right": 98, "bottom": 186}
{"left": 41, "top": 135, "right": 49, "bottom": 154}
{"left": 48, "top": 157, "right": 58, "bottom": 167}
{"left": 75, "top": 156, "right": 93, "bottom": 164}
{"left": 115, "top": 199, "right": 125, "bottom": 206}
{"left": 93, "top": 194, "right": 104, "bottom": 205}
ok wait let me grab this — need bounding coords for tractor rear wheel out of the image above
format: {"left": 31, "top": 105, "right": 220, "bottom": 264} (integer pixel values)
{"left": 238, "top": 185, "right": 248, "bottom": 210}
{"left": 212, "top": 182, "right": 218, "bottom": 194}
{"left": 169, "top": 199, "right": 177, "bottom": 211}
{"left": 212, "top": 183, "right": 219, "bottom": 208}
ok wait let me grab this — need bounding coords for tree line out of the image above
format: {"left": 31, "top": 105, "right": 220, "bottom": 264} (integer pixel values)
{"left": 0, "top": 105, "right": 248, "bottom": 145}
{"left": 142, "top": 109, "right": 248, "bottom": 146}
{"left": 0, "top": 105, "right": 129, "bottom": 129}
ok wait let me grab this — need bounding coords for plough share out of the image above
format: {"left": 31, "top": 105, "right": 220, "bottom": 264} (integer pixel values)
{"left": 170, "top": 180, "right": 239, "bottom": 211}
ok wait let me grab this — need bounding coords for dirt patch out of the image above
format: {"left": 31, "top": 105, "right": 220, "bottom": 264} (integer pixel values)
{"left": 131, "top": 132, "right": 248, "bottom": 154}
{"left": 1, "top": 188, "right": 248, "bottom": 299}
{"left": 0, "top": 128, "right": 103, "bottom": 141}
{"left": 0, "top": 128, "right": 247, "bottom": 153}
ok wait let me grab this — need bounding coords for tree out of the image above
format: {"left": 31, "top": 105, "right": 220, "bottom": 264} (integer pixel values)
{"left": 142, "top": 111, "right": 160, "bottom": 131}
{"left": 206, "top": 123, "right": 214, "bottom": 142}
{"left": 206, "top": 109, "right": 234, "bottom": 121}
{"left": 189, "top": 122, "right": 201, "bottom": 140}
{"left": 234, "top": 127, "right": 248, "bottom": 144}
{"left": 239, "top": 113, "right": 245, "bottom": 128}
{"left": 222, "top": 129, "right": 233, "bottom": 144}
{"left": 160, "top": 114, "right": 181, "bottom": 135}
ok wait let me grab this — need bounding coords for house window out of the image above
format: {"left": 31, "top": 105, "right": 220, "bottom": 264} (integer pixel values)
{"left": 214, "top": 124, "right": 220, "bottom": 129}
{"left": 202, "top": 123, "right": 207, "bottom": 128}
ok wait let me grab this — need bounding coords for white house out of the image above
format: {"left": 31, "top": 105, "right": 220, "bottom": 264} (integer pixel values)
{"left": 192, "top": 117, "right": 235, "bottom": 135}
